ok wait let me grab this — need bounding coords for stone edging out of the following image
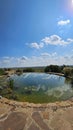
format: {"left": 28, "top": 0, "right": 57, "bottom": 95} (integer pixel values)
{"left": 0, "top": 98, "right": 73, "bottom": 111}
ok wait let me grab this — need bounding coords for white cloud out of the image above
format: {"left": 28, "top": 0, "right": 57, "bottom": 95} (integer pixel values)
{"left": 71, "top": 55, "right": 73, "bottom": 59}
{"left": 51, "top": 52, "right": 57, "bottom": 57}
{"left": 58, "top": 19, "right": 70, "bottom": 26}
{"left": 67, "top": 38, "right": 73, "bottom": 42}
{"left": 41, "top": 52, "right": 57, "bottom": 57}
{"left": 41, "top": 53, "right": 51, "bottom": 57}
{"left": 21, "top": 56, "right": 28, "bottom": 60}
{"left": 2, "top": 57, "right": 13, "bottom": 64}
{"left": 1, "top": 53, "right": 73, "bottom": 68}
{"left": 27, "top": 35, "right": 73, "bottom": 48}
{"left": 42, "top": 35, "right": 73, "bottom": 46}
{"left": 30, "top": 42, "right": 44, "bottom": 49}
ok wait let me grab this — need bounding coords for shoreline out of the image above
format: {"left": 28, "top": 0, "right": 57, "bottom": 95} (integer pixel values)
{"left": 46, "top": 72, "right": 64, "bottom": 76}
{"left": 0, "top": 97, "right": 73, "bottom": 109}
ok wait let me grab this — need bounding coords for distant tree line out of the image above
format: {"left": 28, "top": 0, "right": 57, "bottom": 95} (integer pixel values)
{"left": 23, "top": 68, "right": 35, "bottom": 72}
{"left": 15, "top": 68, "right": 35, "bottom": 75}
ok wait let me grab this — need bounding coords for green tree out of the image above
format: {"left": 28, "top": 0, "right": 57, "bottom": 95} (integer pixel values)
{"left": 44, "top": 65, "right": 61, "bottom": 73}
{"left": 0, "top": 69, "right": 5, "bottom": 75}
{"left": 71, "top": 69, "right": 73, "bottom": 76}
{"left": 63, "top": 68, "right": 72, "bottom": 77}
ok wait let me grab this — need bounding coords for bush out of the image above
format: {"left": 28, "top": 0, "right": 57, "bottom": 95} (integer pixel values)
{"left": 23, "top": 68, "right": 35, "bottom": 72}
{"left": 44, "top": 65, "right": 61, "bottom": 73}
{"left": 9, "top": 94, "right": 19, "bottom": 100}
{"left": 0, "top": 69, "right": 5, "bottom": 75}
{"left": 64, "top": 69, "right": 71, "bottom": 77}
{"left": 63, "top": 67, "right": 73, "bottom": 77}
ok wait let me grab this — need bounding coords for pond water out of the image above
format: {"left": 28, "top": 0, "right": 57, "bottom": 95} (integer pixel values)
{"left": 8, "top": 73, "right": 73, "bottom": 103}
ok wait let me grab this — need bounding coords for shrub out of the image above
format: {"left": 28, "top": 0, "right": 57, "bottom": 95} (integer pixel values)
{"left": 44, "top": 65, "right": 61, "bottom": 73}
{"left": 0, "top": 69, "right": 5, "bottom": 75}
{"left": 23, "top": 68, "right": 34, "bottom": 72}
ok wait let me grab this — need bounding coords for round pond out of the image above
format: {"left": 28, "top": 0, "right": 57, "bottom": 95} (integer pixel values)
{"left": 8, "top": 73, "right": 73, "bottom": 103}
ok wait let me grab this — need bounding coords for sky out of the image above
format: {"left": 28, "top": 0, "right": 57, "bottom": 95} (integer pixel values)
{"left": 0, "top": 0, "right": 73, "bottom": 67}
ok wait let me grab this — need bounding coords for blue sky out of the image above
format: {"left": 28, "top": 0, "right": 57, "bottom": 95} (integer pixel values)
{"left": 0, "top": 0, "right": 73, "bottom": 67}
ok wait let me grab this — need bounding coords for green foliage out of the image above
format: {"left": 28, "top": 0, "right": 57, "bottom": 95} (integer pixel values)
{"left": 0, "top": 69, "right": 5, "bottom": 75}
{"left": 7, "top": 88, "right": 12, "bottom": 94}
{"left": 71, "top": 69, "right": 73, "bottom": 76}
{"left": 0, "top": 87, "right": 12, "bottom": 96}
{"left": 16, "top": 69, "right": 22, "bottom": 73}
{"left": 8, "top": 79, "right": 14, "bottom": 90}
{"left": 15, "top": 69, "right": 22, "bottom": 75}
{"left": 64, "top": 69, "right": 71, "bottom": 77}
{"left": 63, "top": 68, "right": 73, "bottom": 77}
{"left": 10, "top": 93, "right": 19, "bottom": 100}
{"left": 44, "top": 65, "right": 62, "bottom": 73}
{"left": 23, "top": 68, "right": 35, "bottom": 72}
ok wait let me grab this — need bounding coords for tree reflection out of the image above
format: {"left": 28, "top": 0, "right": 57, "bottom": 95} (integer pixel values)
{"left": 71, "top": 78, "right": 73, "bottom": 88}
{"left": 65, "top": 77, "right": 73, "bottom": 89}
{"left": 65, "top": 78, "right": 71, "bottom": 84}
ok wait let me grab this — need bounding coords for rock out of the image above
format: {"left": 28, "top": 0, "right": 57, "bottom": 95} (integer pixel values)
{"left": 32, "top": 112, "right": 51, "bottom": 130}
{"left": 42, "top": 111, "right": 49, "bottom": 120}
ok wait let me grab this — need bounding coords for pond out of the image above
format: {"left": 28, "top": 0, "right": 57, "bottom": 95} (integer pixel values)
{"left": 8, "top": 73, "right": 73, "bottom": 103}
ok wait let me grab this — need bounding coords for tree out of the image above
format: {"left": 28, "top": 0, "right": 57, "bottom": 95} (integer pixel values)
{"left": 44, "top": 65, "right": 61, "bottom": 73}
{"left": 71, "top": 69, "right": 73, "bottom": 76}
{"left": 63, "top": 68, "right": 72, "bottom": 77}
{"left": 0, "top": 69, "right": 5, "bottom": 75}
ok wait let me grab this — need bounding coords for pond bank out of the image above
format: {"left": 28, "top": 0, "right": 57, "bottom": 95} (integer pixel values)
{"left": 46, "top": 72, "right": 64, "bottom": 76}
{"left": 0, "top": 97, "right": 73, "bottom": 109}
{"left": 47, "top": 72, "right": 73, "bottom": 80}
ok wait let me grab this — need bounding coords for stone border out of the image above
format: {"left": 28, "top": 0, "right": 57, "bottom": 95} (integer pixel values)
{"left": 0, "top": 97, "right": 73, "bottom": 111}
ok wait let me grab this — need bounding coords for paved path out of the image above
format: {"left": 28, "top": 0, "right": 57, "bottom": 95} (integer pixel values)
{"left": 0, "top": 98, "right": 73, "bottom": 130}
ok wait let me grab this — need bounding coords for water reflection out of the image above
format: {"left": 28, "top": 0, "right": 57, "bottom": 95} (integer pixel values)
{"left": 8, "top": 73, "right": 73, "bottom": 101}
{"left": 71, "top": 78, "right": 73, "bottom": 88}
{"left": 65, "top": 77, "right": 73, "bottom": 89}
